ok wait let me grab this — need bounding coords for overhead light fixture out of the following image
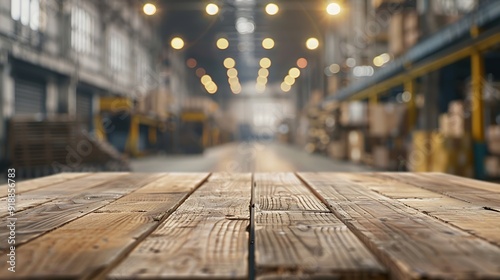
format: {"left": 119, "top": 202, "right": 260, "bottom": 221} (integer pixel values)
{"left": 201, "top": 75, "right": 212, "bottom": 85}
{"left": 143, "top": 3, "right": 157, "bottom": 16}
{"left": 206, "top": 3, "right": 219, "bottom": 15}
{"left": 297, "top": 58, "right": 308, "bottom": 69}
{"left": 306, "top": 38, "right": 319, "bottom": 50}
{"left": 289, "top": 67, "right": 300, "bottom": 78}
{"left": 186, "top": 58, "right": 197, "bottom": 68}
{"left": 262, "top": 38, "right": 275, "bottom": 50}
{"left": 258, "top": 68, "right": 269, "bottom": 77}
{"left": 329, "top": 63, "right": 340, "bottom": 73}
{"left": 216, "top": 38, "right": 229, "bottom": 50}
{"left": 281, "top": 82, "right": 291, "bottom": 92}
{"left": 284, "top": 75, "right": 295, "bottom": 86}
{"left": 236, "top": 17, "right": 255, "bottom": 34}
{"left": 260, "top": 58, "right": 271, "bottom": 69}
{"left": 170, "top": 37, "right": 185, "bottom": 50}
{"left": 265, "top": 3, "right": 279, "bottom": 15}
{"left": 326, "top": 3, "right": 341, "bottom": 15}
{"left": 223, "top": 58, "right": 236, "bottom": 69}
{"left": 227, "top": 68, "right": 238, "bottom": 78}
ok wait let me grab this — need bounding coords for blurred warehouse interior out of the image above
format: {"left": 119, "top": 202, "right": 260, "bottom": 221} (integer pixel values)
{"left": 0, "top": 0, "right": 500, "bottom": 180}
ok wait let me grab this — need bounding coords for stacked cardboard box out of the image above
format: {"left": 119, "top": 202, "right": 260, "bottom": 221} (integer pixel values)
{"left": 486, "top": 125, "right": 500, "bottom": 178}
{"left": 340, "top": 102, "right": 367, "bottom": 126}
{"left": 368, "top": 103, "right": 407, "bottom": 137}
{"left": 407, "top": 131, "right": 431, "bottom": 172}
{"left": 487, "top": 125, "right": 500, "bottom": 155}
{"left": 404, "top": 11, "right": 419, "bottom": 50}
{"left": 439, "top": 101, "right": 468, "bottom": 138}
{"left": 327, "top": 140, "right": 347, "bottom": 160}
{"left": 347, "top": 130, "right": 364, "bottom": 163}
{"left": 429, "top": 132, "right": 473, "bottom": 177}
{"left": 485, "top": 156, "right": 500, "bottom": 178}
{"left": 389, "top": 11, "right": 419, "bottom": 57}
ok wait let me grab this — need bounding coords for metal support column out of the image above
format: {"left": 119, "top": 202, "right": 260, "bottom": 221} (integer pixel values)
{"left": 405, "top": 79, "right": 417, "bottom": 130}
{"left": 471, "top": 26, "right": 486, "bottom": 179}
{"left": 127, "top": 115, "right": 139, "bottom": 156}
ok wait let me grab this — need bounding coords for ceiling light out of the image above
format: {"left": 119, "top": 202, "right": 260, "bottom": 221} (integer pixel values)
{"left": 260, "top": 57, "right": 271, "bottom": 68}
{"left": 143, "top": 3, "right": 157, "bottom": 16}
{"left": 258, "top": 68, "right": 269, "bottom": 77}
{"left": 236, "top": 17, "right": 255, "bottom": 34}
{"left": 217, "top": 38, "right": 229, "bottom": 50}
{"left": 262, "top": 38, "right": 275, "bottom": 50}
{"left": 206, "top": 3, "right": 219, "bottom": 16}
{"left": 297, "top": 58, "right": 308, "bottom": 69}
{"left": 329, "top": 63, "right": 340, "bottom": 73}
{"left": 171, "top": 37, "right": 185, "bottom": 50}
{"left": 289, "top": 67, "right": 300, "bottom": 78}
{"left": 284, "top": 75, "right": 295, "bottom": 85}
{"left": 201, "top": 75, "right": 212, "bottom": 85}
{"left": 223, "top": 58, "right": 236, "bottom": 69}
{"left": 227, "top": 68, "right": 238, "bottom": 78}
{"left": 281, "top": 82, "right": 291, "bottom": 92}
{"left": 306, "top": 38, "right": 319, "bottom": 50}
{"left": 326, "top": 3, "right": 341, "bottom": 15}
{"left": 265, "top": 3, "right": 279, "bottom": 15}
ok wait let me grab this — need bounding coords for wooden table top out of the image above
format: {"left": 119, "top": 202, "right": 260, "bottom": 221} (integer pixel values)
{"left": 1, "top": 172, "right": 500, "bottom": 279}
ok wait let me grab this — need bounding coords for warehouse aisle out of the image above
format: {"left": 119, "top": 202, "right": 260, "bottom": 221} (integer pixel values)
{"left": 130, "top": 142, "right": 372, "bottom": 172}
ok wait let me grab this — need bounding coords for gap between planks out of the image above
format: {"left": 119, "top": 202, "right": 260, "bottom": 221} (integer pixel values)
{"left": 297, "top": 172, "right": 500, "bottom": 280}
{"left": 0, "top": 173, "right": 211, "bottom": 280}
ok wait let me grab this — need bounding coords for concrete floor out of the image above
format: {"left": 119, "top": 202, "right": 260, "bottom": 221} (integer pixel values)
{"left": 130, "top": 142, "right": 372, "bottom": 172}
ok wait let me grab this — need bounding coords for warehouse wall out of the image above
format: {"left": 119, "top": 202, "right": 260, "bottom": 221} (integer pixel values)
{"left": 0, "top": 0, "right": 161, "bottom": 160}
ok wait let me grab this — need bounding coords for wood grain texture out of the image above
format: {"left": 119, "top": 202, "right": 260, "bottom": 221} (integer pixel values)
{"left": 0, "top": 173, "right": 164, "bottom": 249}
{"left": 348, "top": 173, "right": 500, "bottom": 247}
{"left": 254, "top": 173, "right": 385, "bottom": 279}
{"left": 298, "top": 172, "right": 500, "bottom": 280}
{"left": 378, "top": 172, "right": 500, "bottom": 212}
{"left": 0, "top": 173, "right": 209, "bottom": 280}
{"left": 422, "top": 172, "right": 500, "bottom": 193}
{"left": 109, "top": 173, "right": 251, "bottom": 279}
{"left": 255, "top": 173, "right": 329, "bottom": 212}
{"left": 0, "top": 172, "right": 90, "bottom": 198}
{"left": 0, "top": 173, "right": 126, "bottom": 217}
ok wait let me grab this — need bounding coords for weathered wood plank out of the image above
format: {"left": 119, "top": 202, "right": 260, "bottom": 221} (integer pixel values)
{"left": 255, "top": 173, "right": 329, "bottom": 212}
{"left": 299, "top": 172, "right": 500, "bottom": 280}
{"left": 352, "top": 174, "right": 500, "bottom": 245}
{"left": 344, "top": 173, "right": 500, "bottom": 247}
{"left": 109, "top": 173, "right": 251, "bottom": 279}
{"left": 423, "top": 172, "right": 500, "bottom": 193}
{"left": 0, "top": 173, "right": 209, "bottom": 279}
{"left": 0, "top": 172, "right": 91, "bottom": 198}
{"left": 0, "top": 173, "right": 165, "bottom": 249}
{"left": 378, "top": 172, "right": 500, "bottom": 212}
{"left": 254, "top": 173, "right": 386, "bottom": 279}
{"left": 0, "top": 173, "right": 126, "bottom": 217}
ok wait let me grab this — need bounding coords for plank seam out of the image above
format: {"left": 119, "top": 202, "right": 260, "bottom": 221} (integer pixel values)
{"left": 87, "top": 173, "right": 212, "bottom": 280}
{"left": 248, "top": 174, "right": 256, "bottom": 280}
{"left": 367, "top": 186, "right": 500, "bottom": 248}
{"left": 0, "top": 173, "right": 93, "bottom": 199}
{"left": 295, "top": 173, "right": 396, "bottom": 279}
{"left": 0, "top": 173, "right": 128, "bottom": 219}
{"left": 0, "top": 174, "right": 168, "bottom": 253}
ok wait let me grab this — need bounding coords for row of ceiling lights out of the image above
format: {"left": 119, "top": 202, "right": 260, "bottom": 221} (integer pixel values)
{"left": 144, "top": 2, "right": 341, "bottom": 51}
{"left": 143, "top": 2, "right": 342, "bottom": 17}
{"left": 224, "top": 58, "right": 242, "bottom": 94}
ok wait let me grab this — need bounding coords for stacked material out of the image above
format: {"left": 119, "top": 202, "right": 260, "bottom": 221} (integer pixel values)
{"left": 486, "top": 125, "right": 500, "bottom": 178}
{"left": 8, "top": 116, "right": 130, "bottom": 178}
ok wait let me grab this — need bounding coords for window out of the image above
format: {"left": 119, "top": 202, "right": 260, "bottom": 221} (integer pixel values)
{"left": 71, "top": 5, "right": 97, "bottom": 54}
{"left": 11, "top": 0, "right": 40, "bottom": 30}
{"left": 109, "top": 30, "right": 129, "bottom": 73}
